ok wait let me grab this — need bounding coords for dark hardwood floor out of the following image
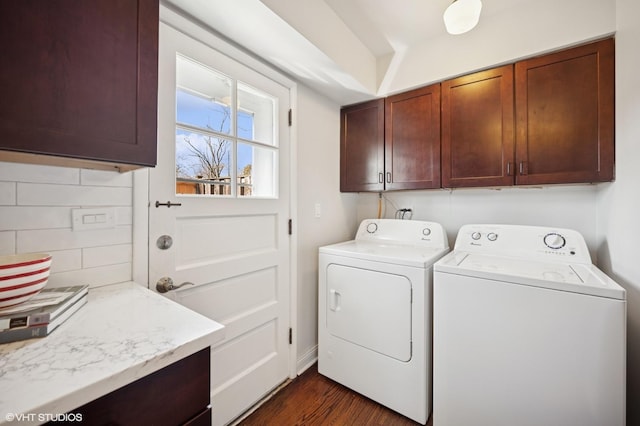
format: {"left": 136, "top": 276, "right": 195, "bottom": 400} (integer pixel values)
{"left": 239, "top": 364, "right": 431, "bottom": 426}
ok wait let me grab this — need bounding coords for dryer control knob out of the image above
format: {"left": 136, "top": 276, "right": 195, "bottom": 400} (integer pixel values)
{"left": 544, "top": 232, "right": 566, "bottom": 250}
{"left": 422, "top": 227, "right": 431, "bottom": 236}
{"left": 366, "top": 222, "right": 378, "bottom": 234}
{"left": 471, "top": 232, "right": 482, "bottom": 240}
{"left": 487, "top": 232, "right": 498, "bottom": 241}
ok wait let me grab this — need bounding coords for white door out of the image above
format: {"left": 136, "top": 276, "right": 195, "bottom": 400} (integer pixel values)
{"left": 149, "top": 23, "right": 292, "bottom": 426}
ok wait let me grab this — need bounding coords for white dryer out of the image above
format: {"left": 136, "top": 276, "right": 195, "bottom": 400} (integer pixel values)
{"left": 319, "top": 219, "right": 449, "bottom": 424}
{"left": 433, "top": 224, "right": 626, "bottom": 426}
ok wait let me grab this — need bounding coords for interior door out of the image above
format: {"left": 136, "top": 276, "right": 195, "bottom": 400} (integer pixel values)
{"left": 149, "top": 23, "right": 291, "bottom": 426}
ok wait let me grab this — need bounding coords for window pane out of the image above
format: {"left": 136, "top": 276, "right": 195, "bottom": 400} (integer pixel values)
{"left": 238, "top": 82, "right": 276, "bottom": 146}
{"left": 177, "top": 55, "right": 232, "bottom": 135}
{"left": 176, "top": 128, "right": 233, "bottom": 196}
{"left": 237, "top": 142, "right": 276, "bottom": 197}
{"left": 174, "top": 54, "right": 280, "bottom": 199}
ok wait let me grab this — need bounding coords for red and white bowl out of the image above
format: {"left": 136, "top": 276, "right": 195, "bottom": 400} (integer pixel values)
{"left": 0, "top": 253, "right": 52, "bottom": 308}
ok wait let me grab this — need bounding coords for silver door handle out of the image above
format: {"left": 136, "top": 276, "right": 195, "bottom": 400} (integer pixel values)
{"left": 156, "top": 277, "right": 195, "bottom": 293}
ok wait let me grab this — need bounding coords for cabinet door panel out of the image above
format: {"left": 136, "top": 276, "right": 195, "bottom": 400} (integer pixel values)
{"left": 385, "top": 84, "right": 441, "bottom": 190}
{"left": 68, "top": 348, "right": 211, "bottom": 426}
{"left": 515, "top": 38, "right": 614, "bottom": 184}
{"left": 340, "top": 99, "right": 385, "bottom": 192}
{"left": 0, "top": 0, "right": 158, "bottom": 169}
{"left": 442, "top": 66, "right": 515, "bottom": 188}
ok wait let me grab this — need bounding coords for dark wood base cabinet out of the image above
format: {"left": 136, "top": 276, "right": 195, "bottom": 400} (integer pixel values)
{"left": 49, "top": 348, "right": 211, "bottom": 426}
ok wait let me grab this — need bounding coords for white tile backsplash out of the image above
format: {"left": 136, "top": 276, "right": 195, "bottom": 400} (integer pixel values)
{"left": 17, "top": 226, "right": 132, "bottom": 252}
{"left": 0, "top": 161, "right": 134, "bottom": 288}
{"left": 49, "top": 249, "right": 83, "bottom": 273}
{"left": 0, "top": 182, "right": 16, "bottom": 205}
{"left": 83, "top": 244, "right": 132, "bottom": 268}
{"left": 0, "top": 206, "right": 72, "bottom": 230}
{"left": 17, "top": 182, "right": 132, "bottom": 206}
{"left": 80, "top": 168, "right": 133, "bottom": 187}
{"left": 0, "top": 231, "right": 15, "bottom": 255}
{"left": 0, "top": 162, "right": 79, "bottom": 184}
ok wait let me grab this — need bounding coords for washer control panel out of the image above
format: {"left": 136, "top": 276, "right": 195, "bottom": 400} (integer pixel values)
{"left": 454, "top": 224, "right": 591, "bottom": 264}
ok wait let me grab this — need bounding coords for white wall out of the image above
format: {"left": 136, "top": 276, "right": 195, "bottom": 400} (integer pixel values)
{"left": 0, "top": 162, "right": 133, "bottom": 288}
{"left": 383, "top": 0, "right": 616, "bottom": 95}
{"left": 295, "top": 84, "right": 358, "bottom": 372}
{"left": 357, "top": 185, "right": 599, "bottom": 255}
{"left": 598, "top": 1, "right": 640, "bottom": 423}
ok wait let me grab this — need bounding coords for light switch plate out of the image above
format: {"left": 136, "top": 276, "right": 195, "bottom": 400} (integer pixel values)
{"left": 72, "top": 207, "right": 116, "bottom": 231}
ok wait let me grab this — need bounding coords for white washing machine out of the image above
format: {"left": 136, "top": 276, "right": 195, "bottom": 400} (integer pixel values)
{"left": 433, "top": 224, "right": 626, "bottom": 426}
{"left": 318, "top": 219, "right": 449, "bottom": 424}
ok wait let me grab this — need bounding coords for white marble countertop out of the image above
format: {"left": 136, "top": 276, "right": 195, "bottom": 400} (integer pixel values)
{"left": 0, "top": 282, "right": 225, "bottom": 425}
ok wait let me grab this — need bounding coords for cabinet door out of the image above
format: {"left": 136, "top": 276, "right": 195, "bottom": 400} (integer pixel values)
{"left": 69, "top": 348, "right": 211, "bottom": 426}
{"left": 385, "top": 84, "right": 441, "bottom": 190}
{"left": 0, "top": 0, "right": 158, "bottom": 170}
{"left": 340, "top": 99, "right": 385, "bottom": 192}
{"left": 442, "top": 66, "right": 515, "bottom": 188}
{"left": 515, "top": 38, "right": 614, "bottom": 185}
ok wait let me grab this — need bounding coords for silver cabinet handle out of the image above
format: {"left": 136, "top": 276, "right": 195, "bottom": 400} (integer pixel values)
{"left": 378, "top": 172, "right": 384, "bottom": 184}
{"left": 156, "top": 277, "right": 195, "bottom": 293}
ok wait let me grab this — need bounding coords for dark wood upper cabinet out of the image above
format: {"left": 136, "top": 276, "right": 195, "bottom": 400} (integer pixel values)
{"left": 0, "top": 0, "right": 159, "bottom": 171}
{"left": 515, "top": 38, "right": 615, "bottom": 185}
{"left": 340, "top": 85, "right": 441, "bottom": 192}
{"left": 441, "top": 65, "right": 515, "bottom": 188}
{"left": 340, "top": 99, "right": 385, "bottom": 192}
{"left": 340, "top": 38, "right": 614, "bottom": 192}
{"left": 385, "top": 84, "right": 441, "bottom": 190}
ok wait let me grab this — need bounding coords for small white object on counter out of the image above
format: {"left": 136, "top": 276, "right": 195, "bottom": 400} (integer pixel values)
{"left": 0, "top": 282, "right": 225, "bottom": 425}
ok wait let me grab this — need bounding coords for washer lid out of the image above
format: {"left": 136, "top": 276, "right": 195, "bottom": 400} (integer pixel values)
{"left": 320, "top": 240, "right": 449, "bottom": 268}
{"left": 435, "top": 252, "right": 626, "bottom": 300}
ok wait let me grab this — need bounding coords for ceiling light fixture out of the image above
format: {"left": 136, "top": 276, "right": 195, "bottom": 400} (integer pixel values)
{"left": 443, "top": 0, "right": 483, "bottom": 35}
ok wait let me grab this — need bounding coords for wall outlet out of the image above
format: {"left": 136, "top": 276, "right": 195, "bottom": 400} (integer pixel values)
{"left": 72, "top": 208, "right": 116, "bottom": 231}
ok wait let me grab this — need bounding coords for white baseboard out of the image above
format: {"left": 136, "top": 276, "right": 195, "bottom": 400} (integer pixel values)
{"left": 296, "top": 344, "right": 318, "bottom": 375}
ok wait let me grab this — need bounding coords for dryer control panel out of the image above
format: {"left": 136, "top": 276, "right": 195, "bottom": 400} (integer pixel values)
{"left": 454, "top": 224, "right": 592, "bottom": 264}
{"left": 355, "top": 219, "right": 449, "bottom": 249}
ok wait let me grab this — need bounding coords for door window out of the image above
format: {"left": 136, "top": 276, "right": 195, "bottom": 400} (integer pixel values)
{"left": 175, "top": 55, "right": 278, "bottom": 197}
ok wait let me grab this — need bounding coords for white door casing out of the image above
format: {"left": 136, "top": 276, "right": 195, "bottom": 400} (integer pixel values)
{"left": 149, "top": 22, "right": 294, "bottom": 426}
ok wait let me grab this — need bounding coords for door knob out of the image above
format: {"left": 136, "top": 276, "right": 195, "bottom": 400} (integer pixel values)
{"left": 156, "top": 277, "right": 195, "bottom": 293}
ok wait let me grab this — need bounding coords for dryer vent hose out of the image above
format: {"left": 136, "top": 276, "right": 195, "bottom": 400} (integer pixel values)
{"left": 377, "top": 193, "right": 382, "bottom": 219}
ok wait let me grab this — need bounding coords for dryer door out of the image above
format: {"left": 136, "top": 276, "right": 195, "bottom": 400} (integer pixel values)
{"left": 326, "top": 264, "right": 412, "bottom": 361}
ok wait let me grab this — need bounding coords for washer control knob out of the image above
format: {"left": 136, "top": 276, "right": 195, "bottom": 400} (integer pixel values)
{"left": 487, "top": 232, "right": 498, "bottom": 241}
{"left": 422, "top": 228, "right": 431, "bottom": 236}
{"left": 544, "top": 232, "right": 566, "bottom": 250}
{"left": 471, "top": 232, "right": 482, "bottom": 240}
{"left": 366, "top": 222, "right": 378, "bottom": 234}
